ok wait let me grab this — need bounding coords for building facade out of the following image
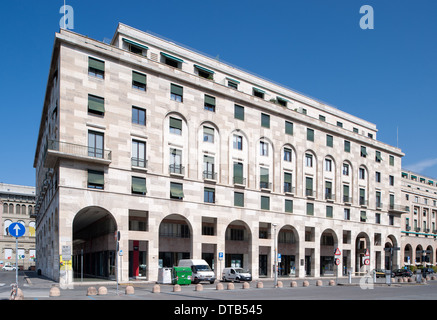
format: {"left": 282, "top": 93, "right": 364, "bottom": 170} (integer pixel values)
{"left": 400, "top": 170, "right": 437, "bottom": 268}
{"left": 33, "top": 24, "right": 406, "bottom": 284}
{"left": 0, "top": 183, "right": 36, "bottom": 270}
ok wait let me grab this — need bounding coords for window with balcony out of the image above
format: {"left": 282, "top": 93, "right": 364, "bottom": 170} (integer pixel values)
{"left": 169, "top": 148, "right": 183, "bottom": 175}
{"left": 284, "top": 172, "right": 293, "bottom": 193}
{"left": 132, "top": 140, "right": 146, "bottom": 168}
{"left": 233, "top": 162, "right": 245, "bottom": 185}
{"left": 88, "top": 131, "right": 104, "bottom": 158}
{"left": 306, "top": 177, "right": 314, "bottom": 197}
{"left": 203, "top": 155, "right": 215, "bottom": 180}
{"left": 325, "top": 181, "right": 333, "bottom": 200}
{"left": 260, "top": 167, "right": 270, "bottom": 189}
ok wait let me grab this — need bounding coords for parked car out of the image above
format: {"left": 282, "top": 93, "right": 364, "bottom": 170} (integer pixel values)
{"left": 222, "top": 267, "right": 252, "bottom": 282}
{"left": 2, "top": 264, "right": 17, "bottom": 271}
{"left": 392, "top": 269, "right": 413, "bottom": 277}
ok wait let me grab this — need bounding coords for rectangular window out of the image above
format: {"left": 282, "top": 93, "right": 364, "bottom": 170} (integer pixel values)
{"left": 307, "top": 203, "right": 314, "bottom": 216}
{"left": 260, "top": 167, "right": 269, "bottom": 189}
{"left": 169, "top": 148, "right": 183, "bottom": 174}
{"left": 319, "top": 115, "right": 326, "bottom": 122}
{"left": 170, "top": 84, "right": 183, "bottom": 102}
{"left": 360, "top": 146, "right": 367, "bottom": 158}
{"left": 344, "top": 140, "right": 350, "bottom": 153}
{"left": 343, "top": 164, "right": 349, "bottom": 176}
{"left": 389, "top": 155, "right": 395, "bottom": 166}
{"left": 234, "top": 192, "right": 244, "bottom": 207}
{"left": 170, "top": 182, "right": 184, "bottom": 199}
{"left": 234, "top": 104, "right": 244, "bottom": 120}
{"left": 376, "top": 213, "right": 381, "bottom": 224}
{"left": 233, "top": 162, "right": 244, "bottom": 185}
{"left": 88, "top": 94, "right": 105, "bottom": 116}
{"left": 204, "top": 95, "right": 216, "bottom": 112}
{"left": 132, "top": 71, "right": 147, "bottom": 91}
{"left": 307, "top": 128, "right": 314, "bottom": 141}
{"left": 285, "top": 200, "right": 293, "bottom": 213}
{"left": 284, "top": 148, "right": 292, "bottom": 162}
{"left": 305, "top": 154, "right": 313, "bottom": 167}
{"left": 376, "top": 191, "right": 382, "bottom": 208}
{"left": 375, "top": 171, "right": 381, "bottom": 183}
{"left": 261, "top": 113, "right": 270, "bottom": 128}
{"left": 132, "top": 176, "right": 147, "bottom": 195}
{"left": 203, "top": 156, "right": 215, "bottom": 180}
{"left": 359, "top": 168, "right": 365, "bottom": 179}
{"left": 325, "top": 181, "right": 332, "bottom": 200}
{"left": 337, "top": 121, "right": 343, "bottom": 128}
{"left": 204, "top": 187, "right": 215, "bottom": 203}
{"left": 88, "top": 131, "right": 104, "bottom": 158}
{"left": 285, "top": 121, "right": 293, "bottom": 135}
{"left": 360, "top": 188, "right": 366, "bottom": 206}
{"left": 169, "top": 117, "right": 182, "bottom": 135}
{"left": 344, "top": 208, "right": 350, "bottom": 220}
{"left": 88, "top": 170, "right": 104, "bottom": 189}
{"left": 326, "top": 206, "right": 333, "bottom": 218}
{"left": 132, "top": 106, "right": 146, "bottom": 126}
{"left": 343, "top": 185, "right": 350, "bottom": 203}
{"left": 326, "top": 135, "right": 333, "bottom": 147}
{"left": 253, "top": 87, "right": 265, "bottom": 99}
{"left": 261, "top": 196, "right": 270, "bottom": 210}
{"left": 360, "top": 211, "right": 367, "bottom": 222}
{"left": 195, "top": 65, "right": 214, "bottom": 79}
{"left": 277, "top": 97, "right": 288, "bottom": 107}
{"left": 260, "top": 141, "right": 269, "bottom": 156}
{"left": 233, "top": 135, "right": 243, "bottom": 150}
{"left": 375, "top": 151, "right": 382, "bottom": 163}
{"left": 325, "top": 159, "right": 332, "bottom": 172}
{"left": 227, "top": 78, "right": 239, "bottom": 89}
{"left": 88, "top": 57, "right": 105, "bottom": 79}
{"left": 203, "top": 126, "right": 214, "bottom": 143}
{"left": 306, "top": 177, "right": 313, "bottom": 196}
{"left": 389, "top": 175, "right": 394, "bottom": 186}
{"left": 132, "top": 140, "right": 146, "bottom": 168}
{"left": 284, "top": 172, "right": 293, "bottom": 193}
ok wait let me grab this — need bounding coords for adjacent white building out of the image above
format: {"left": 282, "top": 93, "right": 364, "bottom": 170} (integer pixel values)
{"left": 33, "top": 23, "right": 406, "bottom": 284}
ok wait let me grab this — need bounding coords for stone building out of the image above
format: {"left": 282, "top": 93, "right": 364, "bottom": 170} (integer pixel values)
{"left": 400, "top": 170, "right": 437, "bottom": 268}
{"left": 33, "top": 23, "right": 406, "bottom": 284}
{"left": 0, "top": 183, "right": 36, "bottom": 270}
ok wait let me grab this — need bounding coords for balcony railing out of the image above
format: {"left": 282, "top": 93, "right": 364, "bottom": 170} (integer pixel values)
{"left": 203, "top": 170, "right": 217, "bottom": 180}
{"left": 44, "top": 140, "right": 112, "bottom": 167}
{"left": 284, "top": 184, "right": 295, "bottom": 194}
{"left": 169, "top": 164, "right": 185, "bottom": 175}
{"left": 388, "top": 204, "right": 409, "bottom": 213}
{"left": 132, "top": 157, "right": 148, "bottom": 168}
{"left": 233, "top": 176, "right": 246, "bottom": 186}
{"left": 306, "top": 189, "right": 316, "bottom": 198}
{"left": 260, "top": 182, "right": 272, "bottom": 190}
{"left": 325, "top": 193, "right": 335, "bottom": 201}
{"left": 343, "top": 195, "right": 352, "bottom": 203}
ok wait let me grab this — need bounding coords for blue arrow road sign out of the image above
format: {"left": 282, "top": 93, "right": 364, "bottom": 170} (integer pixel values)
{"left": 8, "top": 222, "right": 25, "bottom": 238}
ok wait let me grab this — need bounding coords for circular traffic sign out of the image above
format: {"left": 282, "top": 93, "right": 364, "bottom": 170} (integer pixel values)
{"left": 364, "top": 259, "right": 370, "bottom": 265}
{"left": 335, "top": 258, "right": 341, "bottom": 266}
{"left": 8, "top": 222, "right": 25, "bottom": 238}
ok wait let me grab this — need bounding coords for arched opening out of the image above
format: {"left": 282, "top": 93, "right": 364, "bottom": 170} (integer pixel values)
{"left": 415, "top": 245, "right": 423, "bottom": 266}
{"left": 320, "top": 229, "right": 338, "bottom": 276}
{"left": 225, "top": 220, "right": 252, "bottom": 271}
{"left": 404, "top": 244, "right": 413, "bottom": 266}
{"left": 158, "top": 214, "right": 192, "bottom": 267}
{"left": 384, "top": 235, "right": 399, "bottom": 270}
{"left": 72, "top": 206, "right": 117, "bottom": 280}
{"left": 278, "top": 225, "right": 299, "bottom": 276}
{"left": 356, "top": 232, "right": 370, "bottom": 274}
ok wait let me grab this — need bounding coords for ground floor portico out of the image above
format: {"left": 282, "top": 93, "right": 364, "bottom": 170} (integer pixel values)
{"left": 36, "top": 188, "right": 402, "bottom": 284}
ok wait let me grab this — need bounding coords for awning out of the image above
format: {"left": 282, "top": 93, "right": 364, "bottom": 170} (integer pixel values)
{"left": 122, "top": 38, "right": 149, "bottom": 50}
{"left": 194, "top": 64, "right": 215, "bottom": 74}
{"left": 161, "top": 52, "right": 184, "bottom": 63}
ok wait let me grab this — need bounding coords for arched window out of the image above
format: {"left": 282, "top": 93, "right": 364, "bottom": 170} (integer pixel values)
{"left": 4, "top": 220, "right": 12, "bottom": 236}
{"left": 3, "top": 203, "right": 8, "bottom": 214}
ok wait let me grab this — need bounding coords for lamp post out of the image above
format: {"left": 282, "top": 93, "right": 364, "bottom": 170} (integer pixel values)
{"left": 272, "top": 223, "right": 277, "bottom": 288}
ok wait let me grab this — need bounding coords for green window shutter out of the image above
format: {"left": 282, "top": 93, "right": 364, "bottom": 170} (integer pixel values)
{"left": 390, "top": 194, "right": 395, "bottom": 206}
{"left": 234, "top": 162, "right": 243, "bottom": 184}
{"left": 360, "top": 211, "right": 367, "bottom": 220}
{"left": 234, "top": 105, "right": 244, "bottom": 120}
{"left": 234, "top": 192, "right": 244, "bottom": 207}
{"left": 194, "top": 64, "right": 215, "bottom": 74}
{"left": 360, "top": 188, "right": 365, "bottom": 198}
{"left": 361, "top": 146, "right": 367, "bottom": 156}
{"left": 285, "top": 200, "right": 293, "bottom": 213}
{"left": 326, "top": 135, "right": 333, "bottom": 147}
{"left": 326, "top": 181, "right": 332, "bottom": 190}
{"left": 88, "top": 170, "right": 104, "bottom": 186}
{"left": 307, "top": 128, "right": 314, "bottom": 141}
{"left": 261, "top": 113, "right": 270, "bottom": 128}
{"left": 261, "top": 196, "right": 270, "bottom": 210}
{"left": 376, "top": 151, "right": 382, "bottom": 161}
{"left": 285, "top": 121, "right": 293, "bottom": 135}
{"left": 326, "top": 206, "right": 333, "bottom": 218}
{"left": 389, "top": 155, "right": 394, "bottom": 166}
{"left": 204, "top": 95, "right": 216, "bottom": 106}
{"left": 88, "top": 57, "right": 105, "bottom": 72}
{"left": 88, "top": 95, "right": 105, "bottom": 113}
{"left": 260, "top": 167, "right": 269, "bottom": 183}
{"left": 307, "top": 203, "right": 314, "bottom": 215}
{"left": 169, "top": 117, "right": 182, "bottom": 130}
{"left": 170, "top": 182, "right": 184, "bottom": 198}
{"left": 132, "top": 177, "right": 147, "bottom": 194}
{"left": 204, "top": 126, "right": 214, "bottom": 136}
{"left": 306, "top": 177, "right": 313, "bottom": 190}
{"left": 344, "top": 141, "right": 350, "bottom": 152}
{"left": 133, "top": 71, "right": 147, "bottom": 85}
{"left": 284, "top": 172, "right": 292, "bottom": 183}
{"left": 171, "top": 84, "right": 183, "bottom": 96}
{"left": 122, "top": 38, "right": 149, "bottom": 50}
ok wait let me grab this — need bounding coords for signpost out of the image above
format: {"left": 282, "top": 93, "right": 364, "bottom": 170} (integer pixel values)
{"left": 334, "top": 248, "right": 341, "bottom": 284}
{"left": 8, "top": 222, "right": 25, "bottom": 288}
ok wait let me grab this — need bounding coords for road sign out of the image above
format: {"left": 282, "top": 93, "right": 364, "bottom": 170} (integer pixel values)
{"left": 8, "top": 222, "right": 25, "bottom": 238}
{"left": 335, "top": 258, "right": 341, "bottom": 266}
{"left": 334, "top": 248, "right": 341, "bottom": 256}
{"left": 278, "top": 253, "right": 282, "bottom": 263}
{"left": 218, "top": 252, "right": 224, "bottom": 261}
{"left": 364, "top": 259, "right": 370, "bottom": 265}
{"left": 365, "top": 248, "right": 370, "bottom": 256}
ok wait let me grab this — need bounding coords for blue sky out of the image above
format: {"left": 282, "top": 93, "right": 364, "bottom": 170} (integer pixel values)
{"left": 0, "top": 0, "right": 436, "bottom": 187}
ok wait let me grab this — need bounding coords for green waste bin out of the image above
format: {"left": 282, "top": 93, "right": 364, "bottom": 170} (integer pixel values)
{"left": 173, "top": 267, "right": 192, "bottom": 285}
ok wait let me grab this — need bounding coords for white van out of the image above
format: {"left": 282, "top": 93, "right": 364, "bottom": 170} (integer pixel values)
{"left": 222, "top": 267, "right": 252, "bottom": 282}
{"left": 178, "top": 259, "right": 216, "bottom": 284}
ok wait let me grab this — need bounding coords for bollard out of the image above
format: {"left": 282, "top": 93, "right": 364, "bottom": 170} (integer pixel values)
{"left": 316, "top": 280, "right": 323, "bottom": 286}
{"left": 242, "top": 282, "right": 250, "bottom": 289}
{"left": 276, "top": 281, "right": 283, "bottom": 288}
{"left": 98, "top": 286, "right": 108, "bottom": 295}
{"left": 173, "top": 284, "right": 181, "bottom": 292}
{"left": 195, "top": 284, "right": 203, "bottom": 291}
{"left": 49, "top": 286, "right": 61, "bottom": 297}
{"left": 329, "top": 280, "right": 336, "bottom": 286}
{"left": 290, "top": 281, "right": 298, "bottom": 287}
{"left": 216, "top": 283, "right": 224, "bottom": 291}
{"left": 87, "top": 286, "right": 97, "bottom": 296}
{"left": 227, "top": 283, "right": 234, "bottom": 290}
{"left": 125, "top": 285, "right": 135, "bottom": 295}
{"left": 152, "top": 284, "right": 161, "bottom": 293}
{"left": 303, "top": 280, "right": 309, "bottom": 287}
{"left": 256, "top": 281, "right": 263, "bottom": 289}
